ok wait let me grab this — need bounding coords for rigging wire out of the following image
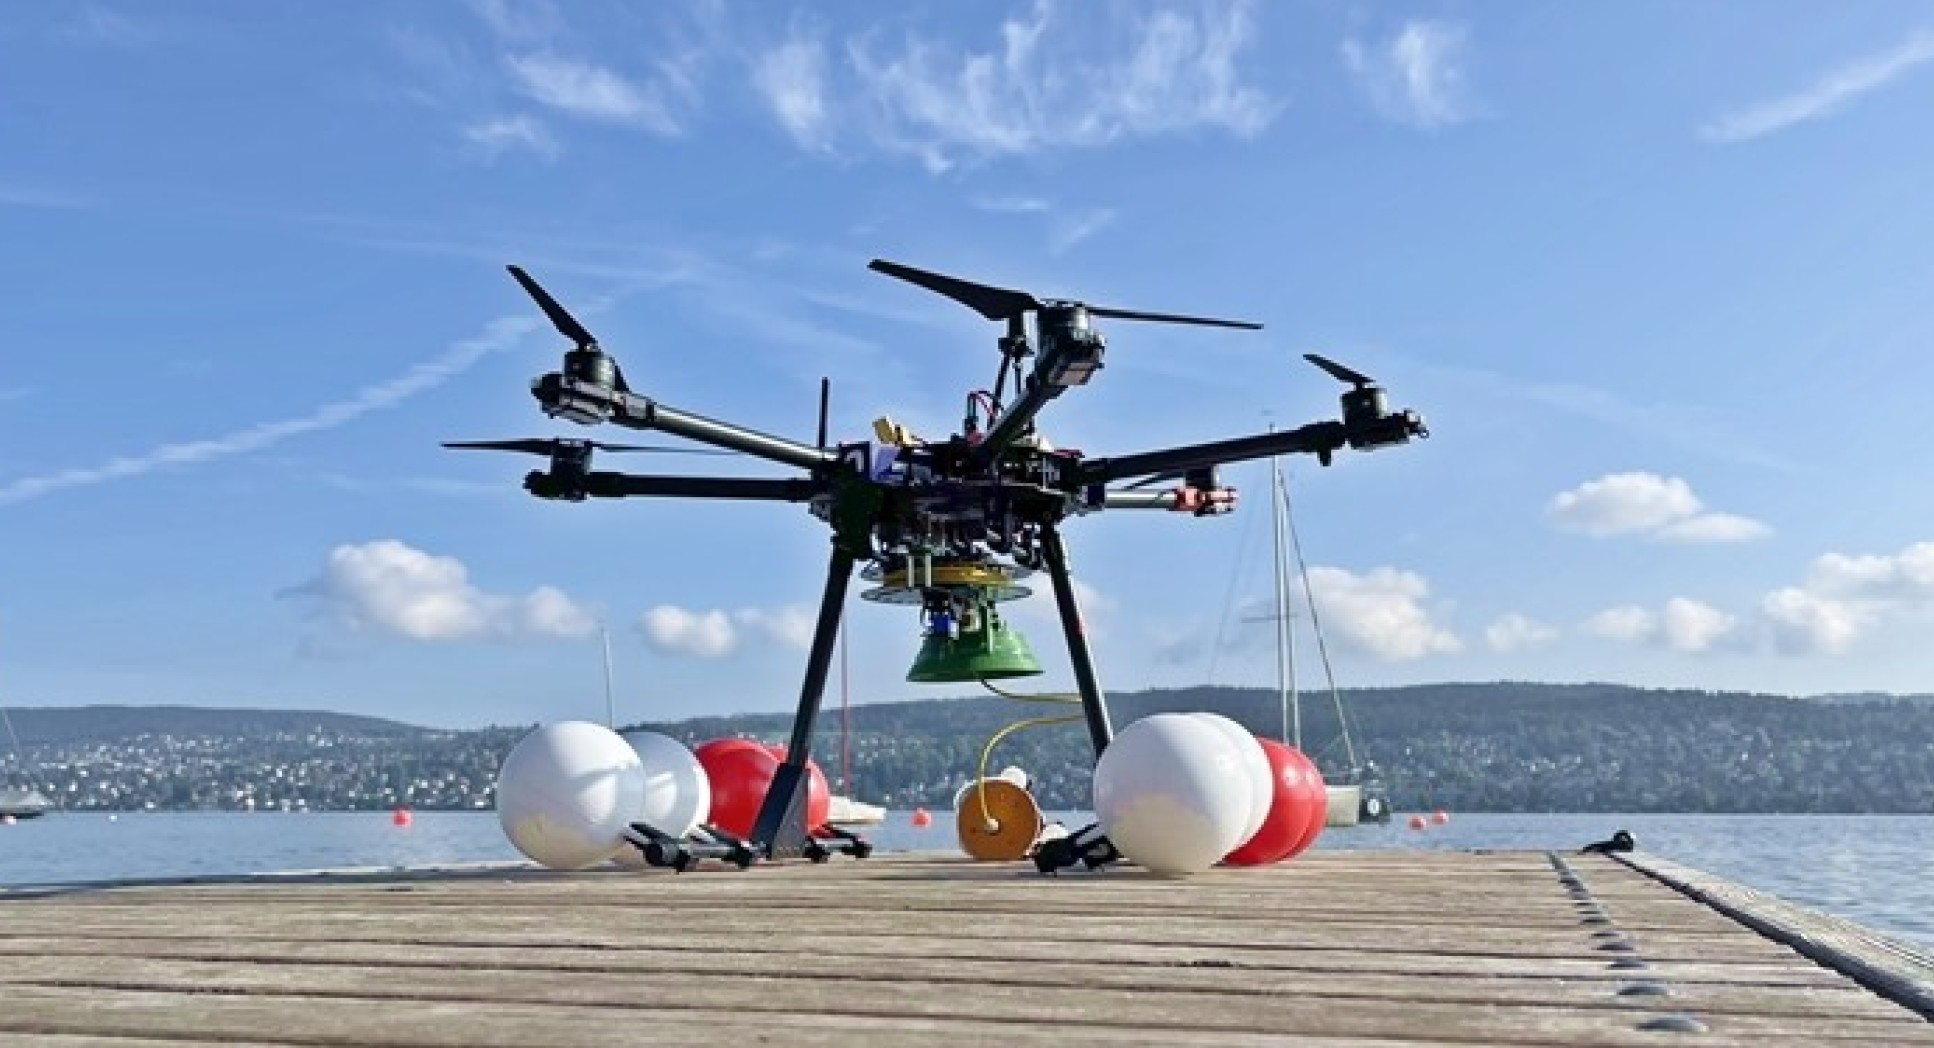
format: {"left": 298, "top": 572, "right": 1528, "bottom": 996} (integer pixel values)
{"left": 0, "top": 692, "right": 59, "bottom": 813}
{"left": 1203, "top": 457, "right": 1265, "bottom": 686}
{"left": 839, "top": 609, "right": 852, "bottom": 797}
{"left": 1279, "top": 466, "right": 1361, "bottom": 775}
{"left": 0, "top": 704, "right": 25, "bottom": 784}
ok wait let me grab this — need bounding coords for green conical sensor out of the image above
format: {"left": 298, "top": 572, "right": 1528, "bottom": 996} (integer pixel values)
{"left": 906, "top": 617, "right": 1043, "bottom": 683}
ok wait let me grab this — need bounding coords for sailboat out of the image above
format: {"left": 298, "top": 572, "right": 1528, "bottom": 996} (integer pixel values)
{"left": 826, "top": 613, "right": 885, "bottom": 826}
{"left": 0, "top": 703, "right": 54, "bottom": 819}
{"left": 1258, "top": 451, "right": 1392, "bottom": 828}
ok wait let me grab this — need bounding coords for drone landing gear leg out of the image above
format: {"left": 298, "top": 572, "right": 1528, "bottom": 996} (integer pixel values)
{"left": 1041, "top": 523, "right": 1113, "bottom": 756}
{"left": 1033, "top": 523, "right": 1123, "bottom": 875}
{"left": 749, "top": 543, "right": 860, "bottom": 861}
{"left": 622, "top": 821, "right": 756, "bottom": 872}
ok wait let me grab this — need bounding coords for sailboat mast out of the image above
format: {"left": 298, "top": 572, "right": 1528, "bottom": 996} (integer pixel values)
{"left": 599, "top": 625, "right": 617, "bottom": 729}
{"left": 1268, "top": 451, "right": 1299, "bottom": 749}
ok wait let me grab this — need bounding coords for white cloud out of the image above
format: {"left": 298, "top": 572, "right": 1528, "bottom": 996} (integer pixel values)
{"left": 734, "top": 605, "right": 816, "bottom": 650}
{"left": 1047, "top": 208, "right": 1117, "bottom": 253}
{"left": 1485, "top": 613, "right": 1557, "bottom": 654}
{"left": 1760, "top": 587, "right": 1869, "bottom": 655}
{"left": 1582, "top": 605, "right": 1656, "bottom": 643}
{"left": 467, "top": 0, "right": 560, "bottom": 44}
{"left": 463, "top": 115, "right": 559, "bottom": 160}
{"left": 1654, "top": 512, "right": 1772, "bottom": 544}
{"left": 639, "top": 603, "right": 819, "bottom": 658}
{"left": 506, "top": 53, "right": 682, "bottom": 133}
{"left": 1806, "top": 542, "right": 1934, "bottom": 601}
{"left": 969, "top": 195, "right": 1116, "bottom": 253}
{"left": 1660, "top": 597, "right": 1737, "bottom": 653}
{"left": 1573, "top": 541, "right": 1934, "bottom": 657}
{"left": 0, "top": 315, "right": 538, "bottom": 505}
{"left": 1581, "top": 598, "right": 1738, "bottom": 653}
{"left": 1546, "top": 472, "right": 1768, "bottom": 544}
{"left": 1756, "top": 540, "right": 1934, "bottom": 654}
{"left": 754, "top": 32, "right": 832, "bottom": 151}
{"left": 1302, "top": 566, "right": 1460, "bottom": 661}
{"left": 830, "top": 0, "right": 1276, "bottom": 171}
{"left": 1011, "top": 577, "right": 1115, "bottom": 642}
{"left": 1702, "top": 31, "right": 1934, "bottom": 143}
{"left": 1342, "top": 20, "right": 1479, "bottom": 129}
{"left": 641, "top": 606, "right": 738, "bottom": 657}
{"left": 1549, "top": 473, "right": 1698, "bottom": 536}
{"left": 291, "top": 540, "right": 597, "bottom": 642}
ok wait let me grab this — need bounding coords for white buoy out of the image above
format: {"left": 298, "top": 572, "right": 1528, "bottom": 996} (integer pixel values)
{"left": 620, "top": 730, "right": 712, "bottom": 838}
{"left": 998, "top": 765, "right": 1030, "bottom": 789}
{"left": 1092, "top": 712, "right": 1254, "bottom": 876}
{"left": 610, "top": 730, "right": 712, "bottom": 869}
{"left": 496, "top": 721, "right": 647, "bottom": 871}
{"left": 1191, "top": 712, "right": 1272, "bottom": 852}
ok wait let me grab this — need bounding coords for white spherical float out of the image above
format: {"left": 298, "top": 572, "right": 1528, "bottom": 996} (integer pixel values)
{"left": 608, "top": 730, "right": 713, "bottom": 869}
{"left": 1092, "top": 712, "right": 1256, "bottom": 876}
{"left": 496, "top": 721, "right": 648, "bottom": 871}
{"left": 620, "top": 730, "right": 712, "bottom": 837}
{"left": 1190, "top": 713, "right": 1272, "bottom": 854}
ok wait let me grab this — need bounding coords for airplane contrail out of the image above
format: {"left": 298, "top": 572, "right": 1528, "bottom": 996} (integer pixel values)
{"left": 0, "top": 315, "right": 539, "bottom": 506}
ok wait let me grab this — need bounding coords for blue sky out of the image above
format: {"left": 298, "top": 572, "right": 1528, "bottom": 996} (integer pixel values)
{"left": 4, "top": 1, "right": 1933, "bottom": 729}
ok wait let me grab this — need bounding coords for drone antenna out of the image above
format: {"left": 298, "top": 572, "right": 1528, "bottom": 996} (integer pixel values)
{"left": 816, "top": 377, "right": 830, "bottom": 451}
{"left": 989, "top": 315, "right": 1027, "bottom": 412}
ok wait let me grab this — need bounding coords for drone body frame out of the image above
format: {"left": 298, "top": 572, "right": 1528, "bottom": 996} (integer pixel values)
{"left": 451, "top": 259, "right": 1427, "bottom": 872}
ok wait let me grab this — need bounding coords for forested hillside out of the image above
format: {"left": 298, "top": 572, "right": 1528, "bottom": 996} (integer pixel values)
{"left": 6, "top": 684, "right": 1931, "bottom": 813}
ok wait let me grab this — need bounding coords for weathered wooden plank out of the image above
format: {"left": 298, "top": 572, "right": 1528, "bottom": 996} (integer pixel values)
{"left": 2, "top": 851, "right": 1926, "bottom": 1046}
{"left": 0, "top": 985, "right": 1410, "bottom": 1048}
{"left": 0, "top": 934, "right": 1908, "bottom": 1021}
{"left": 7, "top": 954, "right": 1929, "bottom": 1045}
{"left": 0, "top": 928, "right": 1853, "bottom": 988}
{"left": 0, "top": 1037, "right": 303, "bottom": 1048}
{"left": 0, "top": 906, "right": 1809, "bottom": 966}
{"left": 1620, "top": 851, "right": 1934, "bottom": 1021}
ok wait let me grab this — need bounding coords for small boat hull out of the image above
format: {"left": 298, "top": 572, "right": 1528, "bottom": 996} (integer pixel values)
{"left": 0, "top": 787, "right": 53, "bottom": 819}
{"left": 1324, "top": 784, "right": 1361, "bottom": 828}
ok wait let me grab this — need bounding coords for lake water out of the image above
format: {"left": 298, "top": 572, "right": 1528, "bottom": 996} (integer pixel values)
{"left": 3, "top": 811, "right": 1929, "bottom": 948}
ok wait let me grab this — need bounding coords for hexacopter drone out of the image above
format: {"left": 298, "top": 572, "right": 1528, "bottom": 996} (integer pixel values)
{"left": 450, "top": 259, "right": 1427, "bottom": 872}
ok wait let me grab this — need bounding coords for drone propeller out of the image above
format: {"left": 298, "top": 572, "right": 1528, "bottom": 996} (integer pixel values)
{"left": 442, "top": 438, "right": 731, "bottom": 458}
{"left": 868, "top": 259, "right": 1039, "bottom": 322}
{"left": 508, "top": 266, "right": 598, "bottom": 349}
{"left": 869, "top": 258, "right": 1262, "bottom": 331}
{"left": 1304, "top": 353, "right": 1377, "bottom": 388}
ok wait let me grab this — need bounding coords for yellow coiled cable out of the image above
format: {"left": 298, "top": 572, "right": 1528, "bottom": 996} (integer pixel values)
{"left": 973, "top": 678, "right": 1082, "bottom": 836}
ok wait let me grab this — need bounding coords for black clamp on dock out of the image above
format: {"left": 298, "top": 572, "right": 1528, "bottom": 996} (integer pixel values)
{"left": 1033, "top": 822, "right": 1121, "bottom": 874}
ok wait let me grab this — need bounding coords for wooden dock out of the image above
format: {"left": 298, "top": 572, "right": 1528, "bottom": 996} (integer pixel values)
{"left": 2, "top": 849, "right": 1931, "bottom": 1046}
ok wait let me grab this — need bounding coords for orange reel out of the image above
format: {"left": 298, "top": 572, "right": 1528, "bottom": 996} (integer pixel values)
{"left": 955, "top": 778, "right": 1044, "bottom": 861}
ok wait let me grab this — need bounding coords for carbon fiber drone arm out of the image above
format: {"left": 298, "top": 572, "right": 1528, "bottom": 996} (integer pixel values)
{"left": 530, "top": 371, "right": 839, "bottom": 473}
{"left": 525, "top": 470, "right": 825, "bottom": 502}
{"left": 1076, "top": 420, "right": 1351, "bottom": 487}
